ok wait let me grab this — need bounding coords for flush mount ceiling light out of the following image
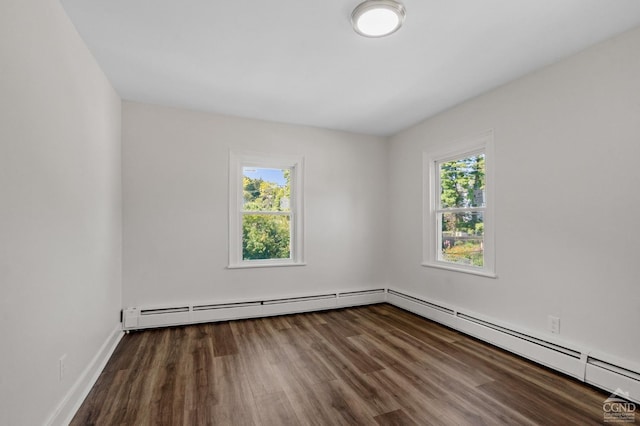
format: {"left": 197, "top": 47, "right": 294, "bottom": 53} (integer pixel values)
{"left": 351, "top": 0, "right": 406, "bottom": 38}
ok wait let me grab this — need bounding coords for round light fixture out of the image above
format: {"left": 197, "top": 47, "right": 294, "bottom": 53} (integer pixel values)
{"left": 351, "top": 0, "right": 406, "bottom": 38}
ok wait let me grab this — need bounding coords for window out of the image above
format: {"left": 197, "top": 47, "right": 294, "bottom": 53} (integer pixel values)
{"left": 423, "top": 131, "right": 495, "bottom": 277}
{"left": 228, "top": 151, "right": 304, "bottom": 268}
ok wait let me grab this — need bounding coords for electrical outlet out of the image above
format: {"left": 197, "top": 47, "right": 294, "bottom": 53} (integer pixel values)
{"left": 548, "top": 316, "right": 560, "bottom": 334}
{"left": 59, "top": 354, "right": 67, "bottom": 381}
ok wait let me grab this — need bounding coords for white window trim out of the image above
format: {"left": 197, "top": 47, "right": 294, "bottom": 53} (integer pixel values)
{"left": 228, "top": 151, "right": 305, "bottom": 269}
{"left": 422, "top": 130, "right": 496, "bottom": 278}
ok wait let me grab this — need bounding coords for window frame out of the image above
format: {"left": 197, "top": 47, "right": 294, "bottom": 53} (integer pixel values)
{"left": 422, "top": 131, "right": 496, "bottom": 278}
{"left": 228, "top": 151, "right": 305, "bottom": 269}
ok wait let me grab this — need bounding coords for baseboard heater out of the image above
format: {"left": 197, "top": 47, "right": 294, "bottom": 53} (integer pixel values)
{"left": 123, "top": 288, "right": 386, "bottom": 331}
{"left": 386, "top": 289, "right": 457, "bottom": 328}
{"left": 455, "top": 312, "right": 585, "bottom": 380}
{"left": 386, "top": 288, "right": 640, "bottom": 403}
{"left": 585, "top": 357, "right": 640, "bottom": 403}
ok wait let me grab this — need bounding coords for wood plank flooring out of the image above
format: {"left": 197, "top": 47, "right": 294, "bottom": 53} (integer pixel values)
{"left": 71, "top": 304, "right": 613, "bottom": 425}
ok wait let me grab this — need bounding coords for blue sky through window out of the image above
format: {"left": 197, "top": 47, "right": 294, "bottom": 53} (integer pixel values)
{"left": 243, "top": 167, "right": 287, "bottom": 187}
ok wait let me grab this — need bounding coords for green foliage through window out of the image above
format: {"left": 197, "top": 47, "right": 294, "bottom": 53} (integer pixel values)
{"left": 242, "top": 215, "right": 290, "bottom": 260}
{"left": 438, "top": 153, "right": 485, "bottom": 267}
{"left": 241, "top": 167, "right": 292, "bottom": 260}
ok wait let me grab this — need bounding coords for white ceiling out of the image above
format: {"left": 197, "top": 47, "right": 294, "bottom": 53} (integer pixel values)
{"left": 60, "top": 0, "right": 640, "bottom": 136}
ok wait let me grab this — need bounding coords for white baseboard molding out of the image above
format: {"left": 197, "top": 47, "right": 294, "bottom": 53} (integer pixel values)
{"left": 123, "top": 288, "right": 387, "bottom": 331}
{"left": 62, "top": 286, "right": 639, "bottom": 420}
{"left": 386, "top": 287, "right": 640, "bottom": 404}
{"left": 585, "top": 356, "right": 640, "bottom": 403}
{"left": 45, "top": 324, "right": 124, "bottom": 426}
{"left": 386, "top": 288, "right": 457, "bottom": 329}
{"left": 455, "top": 313, "right": 584, "bottom": 379}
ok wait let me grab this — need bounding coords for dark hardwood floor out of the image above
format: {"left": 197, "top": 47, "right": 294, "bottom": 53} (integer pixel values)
{"left": 72, "top": 304, "right": 613, "bottom": 425}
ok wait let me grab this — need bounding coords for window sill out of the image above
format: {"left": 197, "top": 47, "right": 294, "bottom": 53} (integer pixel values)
{"left": 421, "top": 262, "right": 497, "bottom": 278}
{"left": 227, "top": 262, "right": 307, "bottom": 270}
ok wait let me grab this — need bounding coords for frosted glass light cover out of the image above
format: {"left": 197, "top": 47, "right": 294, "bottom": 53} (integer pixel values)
{"left": 352, "top": 0, "right": 406, "bottom": 37}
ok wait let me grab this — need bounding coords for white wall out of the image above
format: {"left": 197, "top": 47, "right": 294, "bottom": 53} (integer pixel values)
{"left": 122, "top": 101, "right": 388, "bottom": 307}
{"left": 0, "top": 0, "right": 122, "bottom": 424}
{"left": 389, "top": 26, "right": 640, "bottom": 364}
{"left": 2, "top": 0, "right": 637, "bottom": 420}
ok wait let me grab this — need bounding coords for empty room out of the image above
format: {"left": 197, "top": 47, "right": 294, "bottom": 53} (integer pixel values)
{"left": 2, "top": 0, "right": 640, "bottom": 424}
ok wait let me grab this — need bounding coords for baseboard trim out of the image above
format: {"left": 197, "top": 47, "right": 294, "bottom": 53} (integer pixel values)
{"left": 48, "top": 286, "right": 639, "bottom": 425}
{"left": 385, "top": 287, "right": 640, "bottom": 404}
{"left": 123, "top": 288, "right": 387, "bottom": 330}
{"left": 45, "top": 324, "right": 124, "bottom": 426}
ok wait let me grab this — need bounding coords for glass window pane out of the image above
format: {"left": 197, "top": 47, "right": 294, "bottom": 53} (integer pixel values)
{"left": 242, "top": 214, "right": 291, "bottom": 260}
{"left": 439, "top": 153, "right": 485, "bottom": 208}
{"left": 439, "top": 212, "right": 484, "bottom": 267}
{"left": 243, "top": 167, "right": 291, "bottom": 212}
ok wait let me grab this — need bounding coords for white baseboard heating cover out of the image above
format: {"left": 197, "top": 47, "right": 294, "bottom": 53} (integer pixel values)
{"left": 123, "top": 288, "right": 386, "bottom": 331}
{"left": 386, "top": 288, "right": 640, "bottom": 404}
{"left": 122, "top": 287, "right": 639, "bottom": 404}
